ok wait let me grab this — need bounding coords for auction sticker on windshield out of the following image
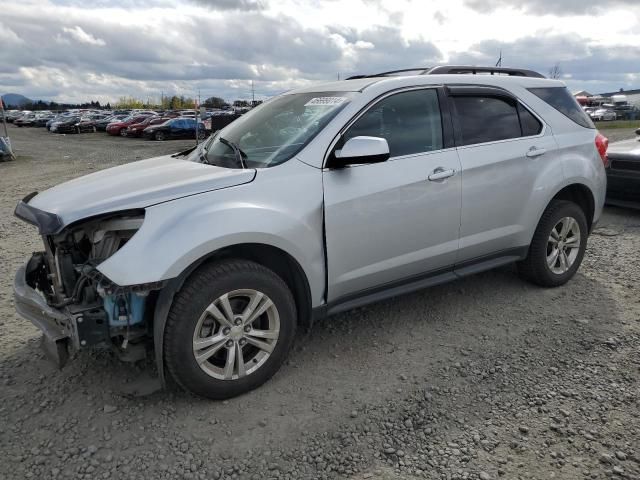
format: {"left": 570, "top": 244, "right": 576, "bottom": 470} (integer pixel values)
{"left": 304, "top": 97, "right": 348, "bottom": 107}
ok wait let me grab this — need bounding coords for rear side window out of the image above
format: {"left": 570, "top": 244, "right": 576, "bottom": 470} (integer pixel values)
{"left": 452, "top": 96, "right": 521, "bottom": 145}
{"left": 344, "top": 89, "right": 443, "bottom": 157}
{"left": 528, "top": 87, "right": 595, "bottom": 129}
{"left": 518, "top": 104, "right": 543, "bottom": 136}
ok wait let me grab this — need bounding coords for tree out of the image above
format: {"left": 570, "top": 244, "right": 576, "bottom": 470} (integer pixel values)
{"left": 233, "top": 100, "right": 249, "bottom": 107}
{"left": 548, "top": 63, "right": 562, "bottom": 79}
{"left": 203, "top": 96, "right": 228, "bottom": 109}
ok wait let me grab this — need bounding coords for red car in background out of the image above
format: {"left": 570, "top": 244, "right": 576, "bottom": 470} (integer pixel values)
{"left": 106, "top": 114, "right": 155, "bottom": 136}
{"left": 126, "top": 117, "right": 172, "bottom": 137}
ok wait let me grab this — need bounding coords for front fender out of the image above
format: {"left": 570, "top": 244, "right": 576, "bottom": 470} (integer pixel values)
{"left": 97, "top": 160, "right": 325, "bottom": 305}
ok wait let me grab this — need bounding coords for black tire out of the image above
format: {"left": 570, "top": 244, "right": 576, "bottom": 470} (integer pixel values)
{"left": 155, "top": 131, "right": 165, "bottom": 141}
{"left": 517, "top": 200, "right": 588, "bottom": 287}
{"left": 119, "top": 128, "right": 127, "bottom": 137}
{"left": 164, "top": 259, "right": 297, "bottom": 399}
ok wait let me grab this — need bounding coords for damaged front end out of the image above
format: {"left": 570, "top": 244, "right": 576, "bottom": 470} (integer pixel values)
{"left": 14, "top": 195, "right": 162, "bottom": 367}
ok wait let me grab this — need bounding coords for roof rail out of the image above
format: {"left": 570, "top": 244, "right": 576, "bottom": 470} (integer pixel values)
{"left": 346, "top": 67, "right": 430, "bottom": 80}
{"left": 424, "top": 65, "right": 545, "bottom": 78}
{"left": 345, "top": 65, "right": 545, "bottom": 80}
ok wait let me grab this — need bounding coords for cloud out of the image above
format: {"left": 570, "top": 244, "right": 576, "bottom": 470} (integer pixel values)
{"left": 59, "top": 26, "right": 106, "bottom": 46}
{"left": 1, "top": 0, "right": 639, "bottom": 103}
{"left": 464, "top": 0, "right": 640, "bottom": 16}
{"left": 449, "top": 32, "right": 640, "bottom": 91}
{"left": 187, "top": 0, "right": 265, "bottom": 10}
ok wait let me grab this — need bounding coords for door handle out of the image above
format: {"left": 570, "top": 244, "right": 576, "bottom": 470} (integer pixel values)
{"left": 428, "top": 168, "right": 456, "bottom": 181}
{"left": 526, "top": 147, "right": 546, "bottom": 158}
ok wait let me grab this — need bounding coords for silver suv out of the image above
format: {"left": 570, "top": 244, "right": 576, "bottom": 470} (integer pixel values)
{"left": 13, "top": 66, "right": 608, "bottom": 399}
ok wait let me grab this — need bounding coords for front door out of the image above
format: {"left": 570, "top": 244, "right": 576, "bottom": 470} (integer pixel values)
{"left": 323, "top": 88, "right": 462, "bottom": 302}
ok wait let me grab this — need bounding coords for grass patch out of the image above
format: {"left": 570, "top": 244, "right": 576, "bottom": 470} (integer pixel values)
{"left": 593, "top": 120, "right": 640, "bottom": 129}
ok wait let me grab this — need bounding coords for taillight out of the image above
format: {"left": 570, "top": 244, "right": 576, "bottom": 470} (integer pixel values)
{"left": 595, "top": 132, "right": 609, "bottom": 168}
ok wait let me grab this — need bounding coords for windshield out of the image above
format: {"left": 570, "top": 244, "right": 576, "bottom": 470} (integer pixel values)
{"left": 198, "top": 92, "right": 354, "bottom": 168}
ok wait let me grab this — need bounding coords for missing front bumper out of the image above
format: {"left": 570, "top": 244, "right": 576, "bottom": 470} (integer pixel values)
{"left": 14, "top": 264, "right": 72, "bottom": 341}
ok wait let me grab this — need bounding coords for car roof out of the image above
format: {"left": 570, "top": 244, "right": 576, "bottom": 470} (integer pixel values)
{"left": 287, "top": 73, "right": 564, "bottom": 95}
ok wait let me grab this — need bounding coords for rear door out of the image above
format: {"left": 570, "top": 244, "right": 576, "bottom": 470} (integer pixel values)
{"left": 449, "top": 86, "right": 559, "bottom": 262}
{"left": 323, "top": 87, "right": 462, "bottom": 302}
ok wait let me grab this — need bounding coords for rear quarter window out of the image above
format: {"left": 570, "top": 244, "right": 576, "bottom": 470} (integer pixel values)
{"left": 528, "top": 87, "right": 595, "bottom": 129}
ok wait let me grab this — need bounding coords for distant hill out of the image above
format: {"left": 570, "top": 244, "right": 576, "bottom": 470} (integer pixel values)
{"left": 1, "top": 93, "right": 33, "bottom": 107}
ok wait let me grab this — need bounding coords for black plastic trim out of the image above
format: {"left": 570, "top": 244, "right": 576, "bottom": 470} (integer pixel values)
{"left": 14, "top": 193, "right": 64, "bottom": 235}
{"left": 326, "top": 152, "right": 390, "bottom": 169}
{"left": 436, "top": 87, "right": 456, "bottom": 149}
{"left": 426, "top": 66, "right": 544, "bottom": 78}
{"left": 314, "top": 247, "right": 529, "bottom": 320}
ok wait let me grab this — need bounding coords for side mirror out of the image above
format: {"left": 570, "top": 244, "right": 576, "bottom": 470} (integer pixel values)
{"left": 328, "top": 136, "right": 390, "bottom": 168}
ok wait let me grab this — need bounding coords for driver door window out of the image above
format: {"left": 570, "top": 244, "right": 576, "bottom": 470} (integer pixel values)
{"left": 344, "top": 89, "right": 444, "bottom": 157}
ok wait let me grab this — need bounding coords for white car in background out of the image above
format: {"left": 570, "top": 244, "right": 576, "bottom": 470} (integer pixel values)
{"left": 590, "top": 108, "right": 617, "bottom": 121}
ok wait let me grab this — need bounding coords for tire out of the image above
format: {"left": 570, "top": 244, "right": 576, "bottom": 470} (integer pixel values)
{"left": 155, "top": 131, "right": 165, "bottom": 141}
{"left": 164, "top": 259, "right": 297, "bottom": 399}
{"left": 517, "top": 200, "right": 588, "bottom": 287}
{"left": 119, "top": 128, "right": 127, "bottom": 137}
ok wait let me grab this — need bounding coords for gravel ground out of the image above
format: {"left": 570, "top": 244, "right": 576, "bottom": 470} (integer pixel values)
{"left": 1, "top": 126, "right": 639, "bottom": 480}
{"left": 598, "top": 127, "right": 639, "bottom": 144}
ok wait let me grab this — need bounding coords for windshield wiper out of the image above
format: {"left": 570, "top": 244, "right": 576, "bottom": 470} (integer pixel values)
{"left": 219, "top": 137, "right": 247, "bottom": 169}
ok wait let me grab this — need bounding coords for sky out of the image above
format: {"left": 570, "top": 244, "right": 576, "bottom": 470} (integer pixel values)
{"left": 1, "top": 0, "right": 639, "bottom": 104}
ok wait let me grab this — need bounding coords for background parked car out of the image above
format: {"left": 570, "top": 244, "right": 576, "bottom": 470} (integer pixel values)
{"left": 142, "top": 117, "right": 206, "bottom": 141}
{"left": 74, "top": 117, "right": 98, "bottom": 133}
{"left": 51, "top": 115, "right": 82, "bottom": 133}
{"left": 606, "top": 128, "right": 640, "bottom": 208}
{"left": 590, "top": 108, "right": 617, "bottom": 121}
{"left": 95, "top": 114, "right": 127, "bottom": 131}
{"left": 33, "top": 114, "right": 56, "bottom": 127}
{"left": 106, "top": 114, "right": 156, "bottom": 136}
{"left": 14, "top": 113, "right": 37, "bottom": 127}
{"left": 6, "top": 111, "right": 29, "bottom": 123}
{"left": 126, "top": 117, "right": 171, "bottom": 137}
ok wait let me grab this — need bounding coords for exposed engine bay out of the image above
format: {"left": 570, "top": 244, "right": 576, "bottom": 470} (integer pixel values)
{"left": 23, "top": 211, "right": 162, "bottom": 365}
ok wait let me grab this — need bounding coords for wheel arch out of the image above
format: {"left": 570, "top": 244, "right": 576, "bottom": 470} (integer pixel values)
{"left": 152, "top": 242, "right": 313, "bottom": 387}
{"left": 548, "top": 183, "right": 595, "bottom": 232}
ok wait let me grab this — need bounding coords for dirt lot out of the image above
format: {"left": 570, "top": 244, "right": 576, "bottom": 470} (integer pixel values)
{"left": 1, "top": 126, "right": 639, "bottom": 480}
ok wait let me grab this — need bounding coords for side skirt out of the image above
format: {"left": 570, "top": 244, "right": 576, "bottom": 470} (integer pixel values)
{"left": 313, "top": 247, "right": 528, "bottom": 321}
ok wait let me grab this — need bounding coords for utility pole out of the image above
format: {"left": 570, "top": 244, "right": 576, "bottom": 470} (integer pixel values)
{"left": 251, "top": 80, "right": 255, "bottom": 106}
{"left": 495, "top": 49, "right": 503, "bottom": 67}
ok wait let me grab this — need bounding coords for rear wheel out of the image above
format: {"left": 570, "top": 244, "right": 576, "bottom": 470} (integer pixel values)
{"left": 164, "top": 259, "right": 297, "bottom": 399}
{"left": 119, "top": 128, "right": 127, "bottom": 137}
{"left": 155, "top": 131, "right": 166, "bottom": 141}
{"left": 518, "top": 200, "right": 588, "bottom": 287}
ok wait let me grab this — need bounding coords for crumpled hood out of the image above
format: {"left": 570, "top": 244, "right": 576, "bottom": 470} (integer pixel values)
{"left": 28, "top": 155, "right": 255, "bottom": 227}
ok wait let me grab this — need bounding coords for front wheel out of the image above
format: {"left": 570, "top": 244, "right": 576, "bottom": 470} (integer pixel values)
{"left": 518, "top": 200, "right": 588, "bottom": 287}
{"left": 164, "top": 259, "right": 297, "bottom": 399}
{"left": 155, "top": 131, "right": 165, "bottom": 141}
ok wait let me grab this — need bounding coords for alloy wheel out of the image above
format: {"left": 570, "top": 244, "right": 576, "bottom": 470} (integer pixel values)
{"left": 192, "top": 289, "right": 280, "bottom": 380}
{"left": 546, "top": 216, "right": 581, "bottom": 274}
